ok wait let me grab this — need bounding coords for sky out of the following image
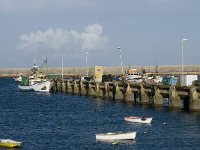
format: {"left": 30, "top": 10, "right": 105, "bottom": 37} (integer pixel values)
{"left": 0, "top": 0, "right": 200, "bottom": 68}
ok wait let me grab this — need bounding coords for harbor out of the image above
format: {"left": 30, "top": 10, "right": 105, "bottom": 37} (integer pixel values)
{"left": 1, "top": 65, "right": 200, "bottom": 111}
{"left": 1, "top": 1, "right": 200, "bottom": 149}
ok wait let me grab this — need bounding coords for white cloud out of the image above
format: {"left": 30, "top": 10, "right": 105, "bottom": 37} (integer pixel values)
{"left": 81, "top": 24, "right": 106, "bottom": 50}
{"left": 17, "top": 24, "right": 109, "bottom": 52}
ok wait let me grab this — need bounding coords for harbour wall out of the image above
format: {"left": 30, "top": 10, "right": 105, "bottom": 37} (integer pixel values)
{"left": 54, "top": 80, "right": 200, "bottom": 111}
{"left": 1, "top": 65, "right": 200, "bottom": 77}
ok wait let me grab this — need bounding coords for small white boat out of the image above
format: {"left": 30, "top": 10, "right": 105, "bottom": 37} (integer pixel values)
{"left": 0, "top": 139, "right": 22, "bottom": 148}
{"left": 18, "top": 85, "right": 34, "bottom": 91}
{"left": 125, "top": 116, "right": 152, "bottom": 124}
{"left": 95, "top": 131, "right": 136, "bottom": 140}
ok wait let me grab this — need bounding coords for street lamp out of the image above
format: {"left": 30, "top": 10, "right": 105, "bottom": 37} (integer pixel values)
{"left": 85, "top": 51, "right": 89, "bottom": 77}
{"left": 34, "top": 42, "right": 37, "bottom": 66}
{"left": 62, "top": 54, "right": 65, "bottom": 79}
{"left": 181, "top": 38, "right": 188, "bottom": 85}
{"left": 117, "top": 47, "right": 123, "bottom": 75}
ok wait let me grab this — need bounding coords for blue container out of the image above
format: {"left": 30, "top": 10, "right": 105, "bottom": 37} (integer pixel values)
{"left": 163, "top": 98, "right": 169, "bottom": 107}
{"left": 162, "top": 77, "right": 177, "bottom": 85}
{"left": 198, "top": 75, "right": 200, "bottom": 81}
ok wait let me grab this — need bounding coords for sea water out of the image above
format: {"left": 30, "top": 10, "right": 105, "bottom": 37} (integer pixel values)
{"left": 0, "top": 78, "right": 200, "bottom": 150}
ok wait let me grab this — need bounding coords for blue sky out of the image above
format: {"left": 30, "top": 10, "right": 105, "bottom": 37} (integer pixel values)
{"left": 0, "top": 0, "right": 199, "bottom": 68}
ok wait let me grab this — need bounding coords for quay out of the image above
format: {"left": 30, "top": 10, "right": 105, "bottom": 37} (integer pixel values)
{"left": 54, "top": 79, "right": 200, "bottom": 111}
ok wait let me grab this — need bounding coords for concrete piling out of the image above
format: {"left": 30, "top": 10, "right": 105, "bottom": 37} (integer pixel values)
{"left": 124, "top": 83, "right": 135, "bottom": 102}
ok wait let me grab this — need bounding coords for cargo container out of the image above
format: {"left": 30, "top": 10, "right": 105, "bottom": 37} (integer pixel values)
{"left": 180, "top": 75, "right": 198, "bottom": 86}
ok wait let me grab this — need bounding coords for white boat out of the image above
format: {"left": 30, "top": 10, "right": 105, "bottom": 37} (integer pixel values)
{"left": 18, "top": 80, "right": 54, "bottom": 93}
{"left": 32, "top": 80, "right": 54, "bottom": 92}
{"left": 14, "top": 73, "right": 22, "bottom": 82}
{"left": 18, "top": 85, "right": 34, "bottom": 91}
{"left": 125, "top": 116, "right": 152, "bottom": 124}
{"left": 0, "top": 139, "right": 22, "bottom": 148}
{"left": 125, "top": 68, "right": 144, "bottom": 83}
{"left": 95, "top": 131, "right": 136, "bottom": 140}
{"left": 18, "top": 57, "right": 55, "bottom": 93}
{"left": 147, "top": 76, "right": 163, "bottom": 84}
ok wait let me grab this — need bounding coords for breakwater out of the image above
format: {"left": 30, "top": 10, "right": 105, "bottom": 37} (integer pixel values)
{"left": 1, "top": 65, "right": 200, "bottom": 77}
{"left": 54, "top": 80, "right": 200, "bottom": 111}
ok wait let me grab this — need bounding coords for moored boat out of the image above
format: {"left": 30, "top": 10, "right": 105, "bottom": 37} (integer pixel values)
{"left": 18, "top": 58, "right": 55, "bottom": 93}
{"left": 125, "top": 116, "right": 152, "bottom": 124}
{"left": 95, "top": 131, "right": 136, "bottom": 140}
{"left": 125, "top": 68, "right": 144, "bottom": 83}
{"left": 32, "top": 80, "right": 54, "bottom": 92}
{"left": 0, "top": 139, "right": 22, "bottom": 148}
{"left": 18, "top": 85, "right": 34, "bottom": 91}
{"left": 18, "top": 80, "right": 54, "bottom": 93}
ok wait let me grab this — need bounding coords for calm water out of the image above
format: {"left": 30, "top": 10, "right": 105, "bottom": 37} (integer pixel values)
{"left": 1, "top": 78, "right": 200, "bottom": 150}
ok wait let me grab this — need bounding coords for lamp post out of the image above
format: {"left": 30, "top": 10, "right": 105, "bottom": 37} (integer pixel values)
{"left": 85, "top": 51, "right": 89, "bottom": 77}
{"left": 181, "top": 38, "right": 188, "bottom": 85}
{"left": 117, "top": 47, "right": 123, "bottom": 75}
{"left": 34, "top": 42, "right": 37, "bottom": 66}
{"left": 62, "top": 54, "right": 65, "bottom": 79}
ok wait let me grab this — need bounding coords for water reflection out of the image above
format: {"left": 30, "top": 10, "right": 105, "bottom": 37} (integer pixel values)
{"left": 96, "top": 139, "right": 136, "bottom": 145}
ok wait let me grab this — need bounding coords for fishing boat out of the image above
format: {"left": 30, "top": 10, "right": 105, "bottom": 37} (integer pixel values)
{"left": 0, "top": 139, "right": 22, "bottom": 148}
{"left": 32, "top": 80, "right": 54, "bottom": 92}
{"left": 18, "top": 75, "right": 54, "bottom": 93}
{"left": 125, "top": 116, "right": 152, "bottom": 124}
{"left": 95, "top": 131, "right": 136, "bottom": 140}
{"left": 18, "top": 80, "right": 54, "bottom": 92}
{"left": 18, "top": 57, "right": 55, "bottom": 93}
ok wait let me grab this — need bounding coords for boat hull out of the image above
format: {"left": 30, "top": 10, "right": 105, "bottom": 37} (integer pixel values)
{"left": 96, "top": 132, "right": 136, "bottom": 140}
{"left": 32, "top": 81, "right": 54, "bottom": 92}
{"left": 125, "top": 116, "right": 152, "bottom": 124}
{"left": 0, "top": 139, "right": 22, "bottom": 148}
{"left": 18, "top": 85, "right": 34, "bottom": 91}
{"left": 18, "top": 81, "right": 54, "bottom": 93}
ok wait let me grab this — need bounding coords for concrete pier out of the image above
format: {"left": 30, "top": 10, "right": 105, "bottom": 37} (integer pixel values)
{"left": 55, "top": 80, "right": 200, "bottom": 111}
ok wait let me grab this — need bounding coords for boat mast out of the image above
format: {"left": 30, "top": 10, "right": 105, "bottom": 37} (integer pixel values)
{"left": 31, "top": 42, "right": 38, "bottom": 75}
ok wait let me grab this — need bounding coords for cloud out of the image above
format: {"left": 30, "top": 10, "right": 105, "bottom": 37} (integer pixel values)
{"left": 16, "top": 24, "right": 109, "bottom": 52}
